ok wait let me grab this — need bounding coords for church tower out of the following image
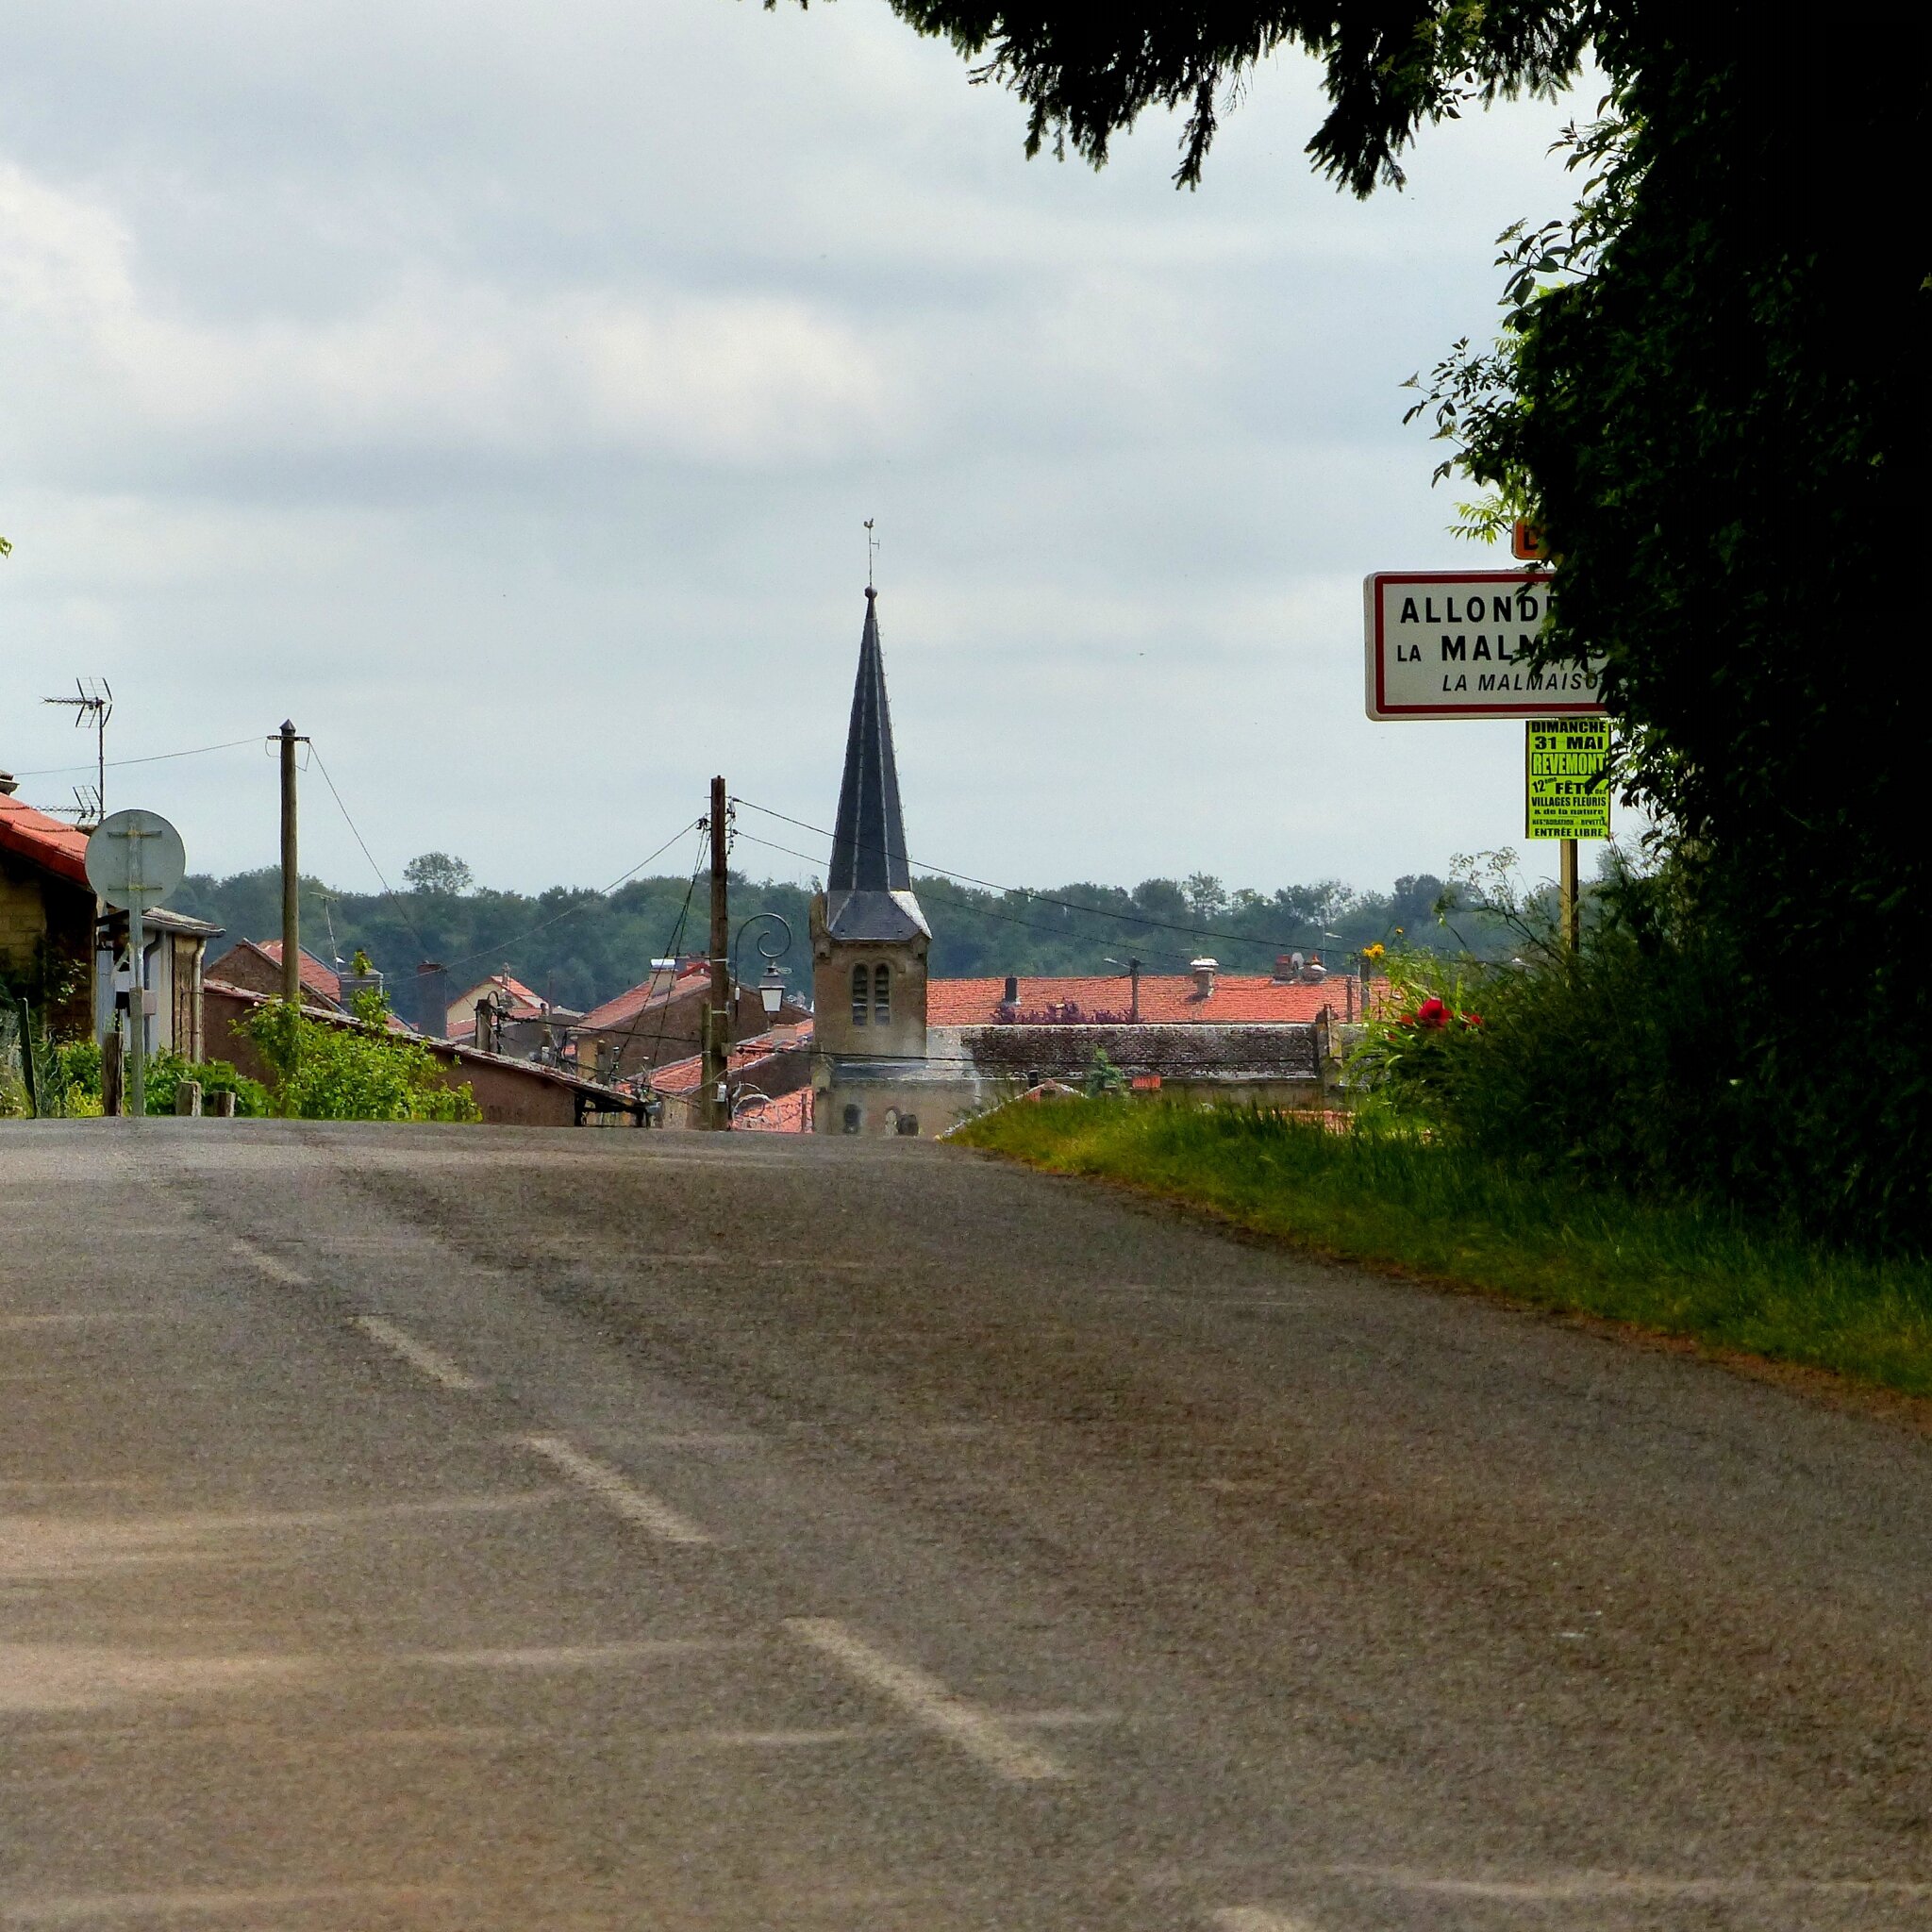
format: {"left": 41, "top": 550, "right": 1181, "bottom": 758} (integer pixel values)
{"left": 809, "top": 587, "right": 931, "bottom": 1133}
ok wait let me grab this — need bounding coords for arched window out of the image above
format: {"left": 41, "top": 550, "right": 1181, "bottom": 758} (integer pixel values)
{"left": 851, "top": 963, "right": 869, "bottom": 1025}
{"left": 874, "top": 962, "right": 891, "bottom": 1024}
{"left": 841, "top": 1104, "right": 861, "bottom": 1134}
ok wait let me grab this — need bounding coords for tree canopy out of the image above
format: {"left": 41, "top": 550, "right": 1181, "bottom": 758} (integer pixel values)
{"left": 832, "top": 2, "right": 1923, "bottom": 1244}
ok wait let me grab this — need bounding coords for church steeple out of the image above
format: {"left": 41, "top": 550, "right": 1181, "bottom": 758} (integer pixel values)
{"left": 821, "top": 588, "right": 926, "bottom": 942}
{"left": 829, "top": 587, "right": 910, "bottom": 892}
{"left": 809, "top": 583, "right": 932, "bottom": 1133}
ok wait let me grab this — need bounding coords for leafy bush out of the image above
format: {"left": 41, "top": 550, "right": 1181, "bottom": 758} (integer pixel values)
{"left": 241, "top": 992, "right": 480, "bottom": 1123}
{"left": 141, "top": 1048, "right": 271, "bottom": 1118}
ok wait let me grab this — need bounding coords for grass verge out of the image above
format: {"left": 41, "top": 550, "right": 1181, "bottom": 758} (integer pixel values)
{"left": 956, "top": 1100, "right": 1932, "bottom": 1400}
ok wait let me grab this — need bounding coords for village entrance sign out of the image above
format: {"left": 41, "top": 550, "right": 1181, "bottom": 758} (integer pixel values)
{"left": 1362, "top": 569, "right": 1608, "bottom": 948}
{"left": 86, "top": 808, "right": 187, "bottom": 1119}
{"left": 1363, "top": 570, "right": 1604, "bottom": 720}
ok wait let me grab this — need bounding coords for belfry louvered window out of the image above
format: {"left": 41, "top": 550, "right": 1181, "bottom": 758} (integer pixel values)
{"left": 851, "top": 964, "right": 869, "bottom": 1025}
{"left": 874, "top": 963, "right": 891, "bottom": 1024}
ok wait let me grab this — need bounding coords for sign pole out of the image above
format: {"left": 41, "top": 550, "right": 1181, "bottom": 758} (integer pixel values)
{"left": 127, "top": 900, "right": 145, "bottom": 1116}
{"left": 1559, "top": 839, "right": 1579, "bottom": 954}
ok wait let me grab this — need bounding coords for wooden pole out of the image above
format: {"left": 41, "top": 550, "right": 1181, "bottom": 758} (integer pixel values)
{"left": 279, "top": 722, "right": 300, "bottom": 1007}
{"left": 706, "top": 775, "right": 730, "bottom": 1129}
{"left": 1559, "top": 836, "right": 1580, "bottom": 953}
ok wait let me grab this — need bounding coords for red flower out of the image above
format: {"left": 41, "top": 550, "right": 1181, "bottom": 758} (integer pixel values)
{"left": 1463, "top": 1011, "right": 1484, "bottom": 1027}
{"left": 1415, "top": 996, "right": 1448, "bottom": 1028}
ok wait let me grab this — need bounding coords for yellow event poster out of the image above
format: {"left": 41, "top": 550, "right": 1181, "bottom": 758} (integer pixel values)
{"left": 1525, "top": 717, "right": 1610, "bottom": 840}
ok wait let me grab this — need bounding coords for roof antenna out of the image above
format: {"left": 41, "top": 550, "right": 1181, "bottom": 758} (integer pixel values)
{"left": 864, "top": 518, "right": 877, "bottom": 592}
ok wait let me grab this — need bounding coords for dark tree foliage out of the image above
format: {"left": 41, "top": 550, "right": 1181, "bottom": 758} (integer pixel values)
{"left": 842, "top": 1, "right": 1923, "bottom": 1245}
{"left": 173, "top": 863, "right": 1491, "bottom": 1012}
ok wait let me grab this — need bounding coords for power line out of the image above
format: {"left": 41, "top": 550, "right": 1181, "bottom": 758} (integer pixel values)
{"left": 12, "top": 735, "right": 260, "bottom": 778}
{"left": 308, "top": 745, "right": 436, "bottom": 963}
{"left": 727, "top": 827, "right": 1254, "bottom": 974}
{"left": 437, "top": 821, "right": 707, "bottom": 975}
{"left": 729, "top": 796, "right": 1335, "bottom": 957}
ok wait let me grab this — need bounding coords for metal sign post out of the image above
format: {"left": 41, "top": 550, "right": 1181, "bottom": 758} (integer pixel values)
{"left": 85, "top": 809, "right": 187, "bottom": 1119}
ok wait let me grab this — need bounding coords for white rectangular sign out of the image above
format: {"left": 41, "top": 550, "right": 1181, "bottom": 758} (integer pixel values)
{"left": 1364, "top": 571, "right": 1605, "bottom": 720}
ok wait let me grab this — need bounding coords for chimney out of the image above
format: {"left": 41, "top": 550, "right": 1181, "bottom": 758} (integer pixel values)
{"left": 415, "top": 961, "right": 449, "bottom": 1038}
{"left": 1302, "top": 951, "right": 1327, "bottom": 983}
{"left": 1191, "top": 957, "right": 1217, "bottom": 999}
{"left": 647, "top": 958, "right": 677, "bottom": 998}
{"left": 0, "top": 773, "right": 17, "bottom": 796}
{"left": 1002, "top": 974, "right": 1019, "bottom": 1004}
{"left": 1273, "top": 953, "right": 1297, "bottom": 982}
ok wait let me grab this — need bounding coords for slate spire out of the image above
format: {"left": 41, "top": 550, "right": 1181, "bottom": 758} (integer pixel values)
{"left": 828, "top": 587, "right": 911, "bottom": 892}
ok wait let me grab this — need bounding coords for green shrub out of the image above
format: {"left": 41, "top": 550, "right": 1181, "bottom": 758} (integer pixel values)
{"left": 241, "top": 993, "right": 481, "bottom": 1123}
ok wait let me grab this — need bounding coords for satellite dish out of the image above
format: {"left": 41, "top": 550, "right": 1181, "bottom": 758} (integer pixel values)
{"left": 86, "top": 808, "right": 186, "bottom": 911}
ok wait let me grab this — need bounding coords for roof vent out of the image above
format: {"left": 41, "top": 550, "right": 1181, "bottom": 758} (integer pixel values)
{"left": 0, "top": 773, "right": 16, "bottom": 797}
{"left": 1191, "top": 957, "right": 1217, "bottom": 998}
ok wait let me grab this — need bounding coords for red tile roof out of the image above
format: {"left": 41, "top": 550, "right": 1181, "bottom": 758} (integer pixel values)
{"left": 0, "top": 793, "right": 91, "bottom": 887}
{"left": 927, "top": 974, "right": 1345, "bottom": 1026}
{"left": 578, "top": 961, "right": 709, "bottom": 1033}
{"left": 736, "top": 1088, "right": 810, "bottom": 1132}
{"left": 253, "top": 940, "right": 343, "bottom": 1003}
{"left": 646, "top": 1024, "right": 809, "bottom": 1095}
{"left": 451, "top": 971, "right": 549, "bottom": 1016}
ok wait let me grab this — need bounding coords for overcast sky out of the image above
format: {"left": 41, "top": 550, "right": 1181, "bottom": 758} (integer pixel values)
{"left": 0, "top": 1, "right": 1599, "bottom": 904}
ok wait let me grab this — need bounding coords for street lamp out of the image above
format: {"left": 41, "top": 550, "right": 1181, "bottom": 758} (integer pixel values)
{"left": 731, "top": 911, "right": 793, "bottom": 1023}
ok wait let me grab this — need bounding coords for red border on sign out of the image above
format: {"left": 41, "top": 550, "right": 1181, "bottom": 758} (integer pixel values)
{"left": 1370, "top": 570, "right": 1604, "bottom": 719}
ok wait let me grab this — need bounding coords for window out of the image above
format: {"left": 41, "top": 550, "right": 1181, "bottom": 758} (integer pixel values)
{"left": 842, "top": 1104, "right": 861, "bottom": 1134}
{"left": 851, "top": 964, "right": 869, "bottom": 1025}
{"left": 874, "top": 962, "right": 891, "bottom": 1025}
{"left": 897, "top": 1114, "right": 919, "bottom": 1137}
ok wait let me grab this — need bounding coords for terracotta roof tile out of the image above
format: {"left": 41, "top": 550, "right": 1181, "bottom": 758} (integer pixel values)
{"left": 578, "top": 961, "right": 709, "bottom": 1033}
{"left": 0, "top": 794, "right": 92, "bottom": 887}
{"left": 255, "top": 940, "right": 343, "bottom": 1002}
{"left": 926, "top": 974, "right": 1346, "bottom": 1026}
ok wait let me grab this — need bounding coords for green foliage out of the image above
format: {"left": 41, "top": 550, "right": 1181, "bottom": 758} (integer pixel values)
{"left": 175, "top": 863, "right": 1502, "bottom": 1012}
{"left": 140, "top": 1049, "right": 271, "bottom": 1119}
{"left": 864, "top": 1, "right": 1592, "bottom": 194}
{"left": 858, "top": 4, "right": 1924, "bottom": 1247}
{"left": 1082, "top": 1046, "right": 1127, "bottom": 1096}
{"left": 241, "top": 995, "right": 481, "bottom": 1123}
{"left": 959, "top": 1100, "right": 1932, "bottom": 1398}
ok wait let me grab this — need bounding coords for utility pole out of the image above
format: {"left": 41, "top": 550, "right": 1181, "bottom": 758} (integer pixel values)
{"left": 1559, "top": 837, "right": 1580, "bottom": 954}
{"left": 705, "top": 775, "right": 731, "bottom": 1129}
{"left": 279, "top": 722, "right": 301, "bottom": 1007}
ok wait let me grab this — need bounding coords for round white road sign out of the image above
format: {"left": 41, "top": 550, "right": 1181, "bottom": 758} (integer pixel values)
{"left": 86, "top": 808, "right": 187, "bottom": 911}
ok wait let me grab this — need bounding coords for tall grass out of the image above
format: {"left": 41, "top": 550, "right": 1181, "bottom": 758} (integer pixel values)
{"left": 958, "top": 1100, "right": 1932, "bottom": 1398}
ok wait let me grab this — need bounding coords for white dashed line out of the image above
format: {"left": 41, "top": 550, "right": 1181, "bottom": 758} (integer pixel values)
{"left": 517, "top": 1436, "right": 715, "bottom": 1545}
{"left": 1210, "top": 1910, "right": 1324, "bottom": 1932}
{"left": 231, "top": 1240, "right": 308, "bottom": 1287}
{"left": 352, "top": 1317, "right": 483, "bottom": 1392}
{"left": 782, "top": 1618, "right": 1071, "bottom": 1783}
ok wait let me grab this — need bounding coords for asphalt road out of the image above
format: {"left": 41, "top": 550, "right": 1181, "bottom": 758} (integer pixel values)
{"left": 3, "top": 1120, "right": 1929, "bottom": 1932}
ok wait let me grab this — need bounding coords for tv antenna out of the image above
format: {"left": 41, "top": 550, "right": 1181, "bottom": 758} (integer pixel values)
{"left": 42, "top": 678, "right": 112, "bottom": 827}
{"left": 864, "top": 518, "right": 877, "bottom": 591}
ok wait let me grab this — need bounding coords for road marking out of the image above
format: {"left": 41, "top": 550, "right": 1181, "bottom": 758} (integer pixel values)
{"left": 517, "top": 1436, "right": 714, "bottom": 1544}
{"left": 352, "top": 1316, "right": 483, "bottom": 1391}
{"left": 230, "top": 1239, "right": 308, "bottom": 1287}
{"left": 0, "top": 1311, "right": 183, "bottom": 1330}
{"left": 782, "top": 1618, "right": 1071, "bottom": 1783}
{"left": 1211, "top": 1911, "right": 1324, "bottom": 1932}
{"left": 1331, "top": 1868, "right": 1932, "bottom": 1902}
{"left": 397, "top": 1640, "right": 742, "bottom": 1670}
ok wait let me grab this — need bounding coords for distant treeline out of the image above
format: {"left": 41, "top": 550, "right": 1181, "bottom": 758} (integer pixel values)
{"left": 174, "top": 858, "right": 1509, "bottom": 1016}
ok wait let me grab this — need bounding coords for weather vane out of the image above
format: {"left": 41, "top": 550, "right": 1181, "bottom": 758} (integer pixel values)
{"left": 864, "top": 518, "right": 877, "bottom": 591}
